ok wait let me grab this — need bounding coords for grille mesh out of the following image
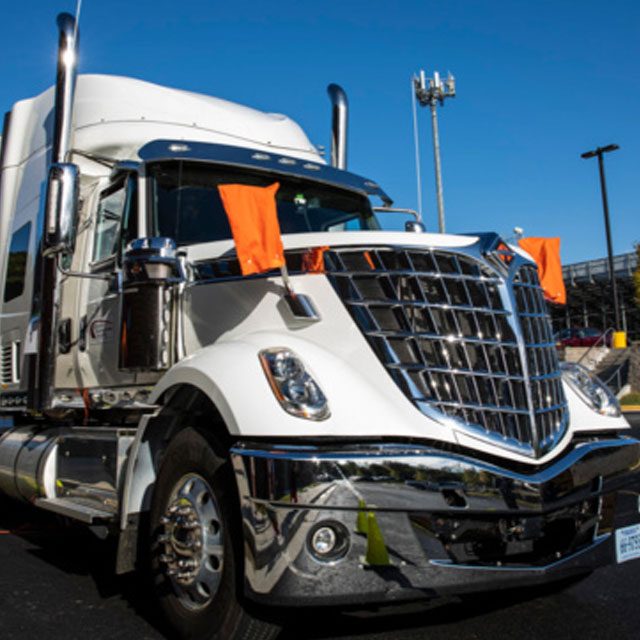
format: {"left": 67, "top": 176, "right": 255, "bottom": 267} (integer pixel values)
{"left": 513, "top": 265, "right": 566, "bottom": 451}
{"left": 325, "top": 247, "right": 567, "bottom": 456}
{"left": 0, "top": 344, "right": 14, "bottom": 385}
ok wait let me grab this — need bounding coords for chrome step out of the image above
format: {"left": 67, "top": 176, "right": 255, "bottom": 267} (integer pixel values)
{"left": 34, "top": 497, "right": 116, "bottom": 524}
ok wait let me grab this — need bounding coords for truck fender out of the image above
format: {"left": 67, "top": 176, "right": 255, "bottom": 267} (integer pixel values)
{"left": 148, "top": 341, "right": 259, "bottom": 435}
{"left": 116, "top": 340, "right": 263, "bottom": 573}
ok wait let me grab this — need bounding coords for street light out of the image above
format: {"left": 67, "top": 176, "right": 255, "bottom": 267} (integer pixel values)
{"left": 414, "top": 70, "right": 456, "bottom": 233}
{"left": 580, "top": 144, "right": 622, "bottom": 339}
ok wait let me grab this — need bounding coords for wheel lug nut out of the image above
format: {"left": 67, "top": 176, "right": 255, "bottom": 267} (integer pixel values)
{"left": 177, "top": 559, "right": 197, "bottom": 569}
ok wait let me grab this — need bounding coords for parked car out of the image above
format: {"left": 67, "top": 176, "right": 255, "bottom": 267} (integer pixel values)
{"left": 555, "top": 327, "right": 610, "bottom": 347}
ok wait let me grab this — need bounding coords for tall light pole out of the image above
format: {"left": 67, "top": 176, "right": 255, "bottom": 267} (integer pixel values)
{"left": 414, "top": 70, "right": 455, "bottom": 233}
{"left": 580, "top": 144, "right": 621, "bottom": 333}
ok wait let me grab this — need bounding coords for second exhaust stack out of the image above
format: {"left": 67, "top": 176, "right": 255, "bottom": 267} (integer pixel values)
{"left": 327, "top": 83, "right": 348, "bottom": 170}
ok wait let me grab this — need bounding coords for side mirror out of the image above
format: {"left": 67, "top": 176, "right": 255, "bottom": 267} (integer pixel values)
{"left": 44, "top": 162, "right": 79, "bottom": 254}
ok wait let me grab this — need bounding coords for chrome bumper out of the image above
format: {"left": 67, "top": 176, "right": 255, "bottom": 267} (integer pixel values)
{"left": 230, "top": 437, "right": 640, "bottom": 606}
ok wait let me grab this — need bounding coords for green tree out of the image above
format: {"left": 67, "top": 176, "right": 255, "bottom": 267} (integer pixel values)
{"left": 634, "top": 243, "right": 640, "bottom": 308}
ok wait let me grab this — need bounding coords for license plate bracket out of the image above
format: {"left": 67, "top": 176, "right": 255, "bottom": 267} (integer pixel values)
{"left": 615, "top": 524, "right": 640, "bottom": 563}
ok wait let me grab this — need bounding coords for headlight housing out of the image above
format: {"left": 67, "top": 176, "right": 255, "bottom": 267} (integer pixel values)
{"left": 560, "top": 362, "right": 621, "bottom": 417}
{"left": 259, "top": 348, "right": 330, "bottom": 421}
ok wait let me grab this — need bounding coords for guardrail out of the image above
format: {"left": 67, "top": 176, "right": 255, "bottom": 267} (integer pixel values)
{"left": 564, "top": 252, "right": 637, "bottom": 286}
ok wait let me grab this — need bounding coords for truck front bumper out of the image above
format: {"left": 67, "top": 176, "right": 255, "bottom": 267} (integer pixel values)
{"left": 230, "top": 437, "right": 640, "bottom": 607}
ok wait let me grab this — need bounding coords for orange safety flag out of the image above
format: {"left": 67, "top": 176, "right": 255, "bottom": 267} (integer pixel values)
{"left": 301, "top": 246, "right": 330, "bottom": 274}
{"left": 518, "top": 237, "right": 566, "bottom": 304}
{"left": 218, "top": 182, "right": 284, "bottom": 276}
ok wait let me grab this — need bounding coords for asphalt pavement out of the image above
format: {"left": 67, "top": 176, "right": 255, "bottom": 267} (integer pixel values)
{"left": 1, "top": 412, "right": 639, "bottom": 640}
{"left": 2, "top": 503, "right": 640, "bottom": 640}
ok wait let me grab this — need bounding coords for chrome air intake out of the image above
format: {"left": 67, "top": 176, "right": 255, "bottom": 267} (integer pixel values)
{"left": 325, "top": 240, "right": 567, "bottom": 458}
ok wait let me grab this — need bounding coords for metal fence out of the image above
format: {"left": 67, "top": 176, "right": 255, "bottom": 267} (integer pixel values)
{"left": 551, "top": 252, "right": 639, "bottom": 341}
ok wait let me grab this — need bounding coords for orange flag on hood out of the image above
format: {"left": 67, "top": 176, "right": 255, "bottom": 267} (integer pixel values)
{"left": 518, "top": 237, "right": 566, "bottom": 304}
{"left": 218, "top": 182, "right": 284, "bottom": 276}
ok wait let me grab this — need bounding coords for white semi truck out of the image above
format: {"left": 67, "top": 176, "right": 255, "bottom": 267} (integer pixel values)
{"left": 1, "top": 13, "right": 639, "bottom": 640}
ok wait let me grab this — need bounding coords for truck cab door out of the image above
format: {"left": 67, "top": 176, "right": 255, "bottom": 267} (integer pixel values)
{"left": 80, "top": 172, "right": 140, "bottom": 388}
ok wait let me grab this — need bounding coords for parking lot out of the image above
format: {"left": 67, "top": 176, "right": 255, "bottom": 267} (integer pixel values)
{"left": 1, "top": 413, "right": 639, "bottom": 640}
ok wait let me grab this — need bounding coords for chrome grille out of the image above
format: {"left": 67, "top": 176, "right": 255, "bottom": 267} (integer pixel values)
{"left": 1, "top": 343, "right": 14, "bottom": 385}
{"left": 512, "top": 265, "right": 566, "bottom": 452}
{"left": 325, "top": 247, "right": 568, "bottom": 457}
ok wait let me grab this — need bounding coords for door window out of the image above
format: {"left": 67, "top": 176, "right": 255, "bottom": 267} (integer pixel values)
{"left": 92, "top": 176, "right": 138, "bottom": 264}
{"left": 4, "top": 222, "right": 31, "bottom": 302}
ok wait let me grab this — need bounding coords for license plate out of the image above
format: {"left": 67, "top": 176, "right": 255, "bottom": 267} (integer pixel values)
{"left": 615, "top": 524, "right": 640, "bottom": 563}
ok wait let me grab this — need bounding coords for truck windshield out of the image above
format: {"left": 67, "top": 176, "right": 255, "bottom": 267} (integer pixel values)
{"left": 148, "top": 160, "right": 380, "bottom": 246}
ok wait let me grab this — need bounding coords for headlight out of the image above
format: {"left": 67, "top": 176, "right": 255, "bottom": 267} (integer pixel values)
{"left": 259, "top": 348, "right": 330, "bottom": 421}
{"left": 560, "top": 362, "right": 620, "bottom": 417}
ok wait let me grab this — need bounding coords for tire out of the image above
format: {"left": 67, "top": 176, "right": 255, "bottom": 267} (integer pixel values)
{"left": 148, "top": 427, "right": 280, "bottom": 640}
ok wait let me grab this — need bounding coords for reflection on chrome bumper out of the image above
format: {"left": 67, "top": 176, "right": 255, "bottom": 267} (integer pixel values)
{"left": 230, "top": 438, "right": 640, "bottom": 606}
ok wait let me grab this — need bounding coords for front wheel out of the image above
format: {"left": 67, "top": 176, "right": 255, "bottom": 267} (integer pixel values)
{"left": 148, "top": 428, "right": 279, "bottom": 640}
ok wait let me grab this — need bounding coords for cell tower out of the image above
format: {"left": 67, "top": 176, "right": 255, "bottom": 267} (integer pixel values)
{"left": 413, "top": 70, "right": 456, "bottom": 233}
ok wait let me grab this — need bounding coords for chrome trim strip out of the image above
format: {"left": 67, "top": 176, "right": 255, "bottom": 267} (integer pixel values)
{"left": 346, "top": 298, "right": 513, "bottom": 316}
{"left": 429, "top": 534, "right": 610, "bottom": 572}
{"left": 332, "top": 268, "right": 502, "bottom": 282}
{"left": 231, "top": 438, "right": 638, "bottom": 484}
{"left": 370, "top": 330, "right": 519, "bottom": 347}
{"left": 519, "top": 311, "right": 551, "bottom": 319}
{"left": 386, "top": 362, "right": 562, "bottom": 383}
{"left": 430, "top": 400, "right": 566, "bottom": 415}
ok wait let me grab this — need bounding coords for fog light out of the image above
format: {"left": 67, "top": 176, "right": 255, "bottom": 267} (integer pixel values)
{"left": 311, "top": 527, "right": 336, "bottom": 555}
{"left": 307, "top": 521, "right": 350, "bottom": 563}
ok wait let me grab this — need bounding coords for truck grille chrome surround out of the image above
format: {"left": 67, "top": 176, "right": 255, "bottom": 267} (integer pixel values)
{"left": 324, "top": 242, "right": 568, "bottom": 458}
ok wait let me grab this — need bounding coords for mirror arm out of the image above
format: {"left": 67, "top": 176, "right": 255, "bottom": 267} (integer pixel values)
{"left": 57, "top": 260, "right": 112, "bottom": 280}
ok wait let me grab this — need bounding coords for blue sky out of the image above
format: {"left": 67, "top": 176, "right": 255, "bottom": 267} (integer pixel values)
{"left": 2, "top": 1, "right": 638, "bottom": 264}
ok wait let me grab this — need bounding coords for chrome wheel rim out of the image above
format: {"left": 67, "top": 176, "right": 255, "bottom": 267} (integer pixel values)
{"left": 158, "top": 473, "right": 224, "bottom": 610}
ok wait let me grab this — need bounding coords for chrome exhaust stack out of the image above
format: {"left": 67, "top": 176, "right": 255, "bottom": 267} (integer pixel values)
{"left": 52, "top": 13, "right": 79, "bottom": 163}
{"left": 327, "top": 83, "right": 348, "bottom": 170}
{"left": 31, "top": 13, "right": 80, "bottom": 412}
